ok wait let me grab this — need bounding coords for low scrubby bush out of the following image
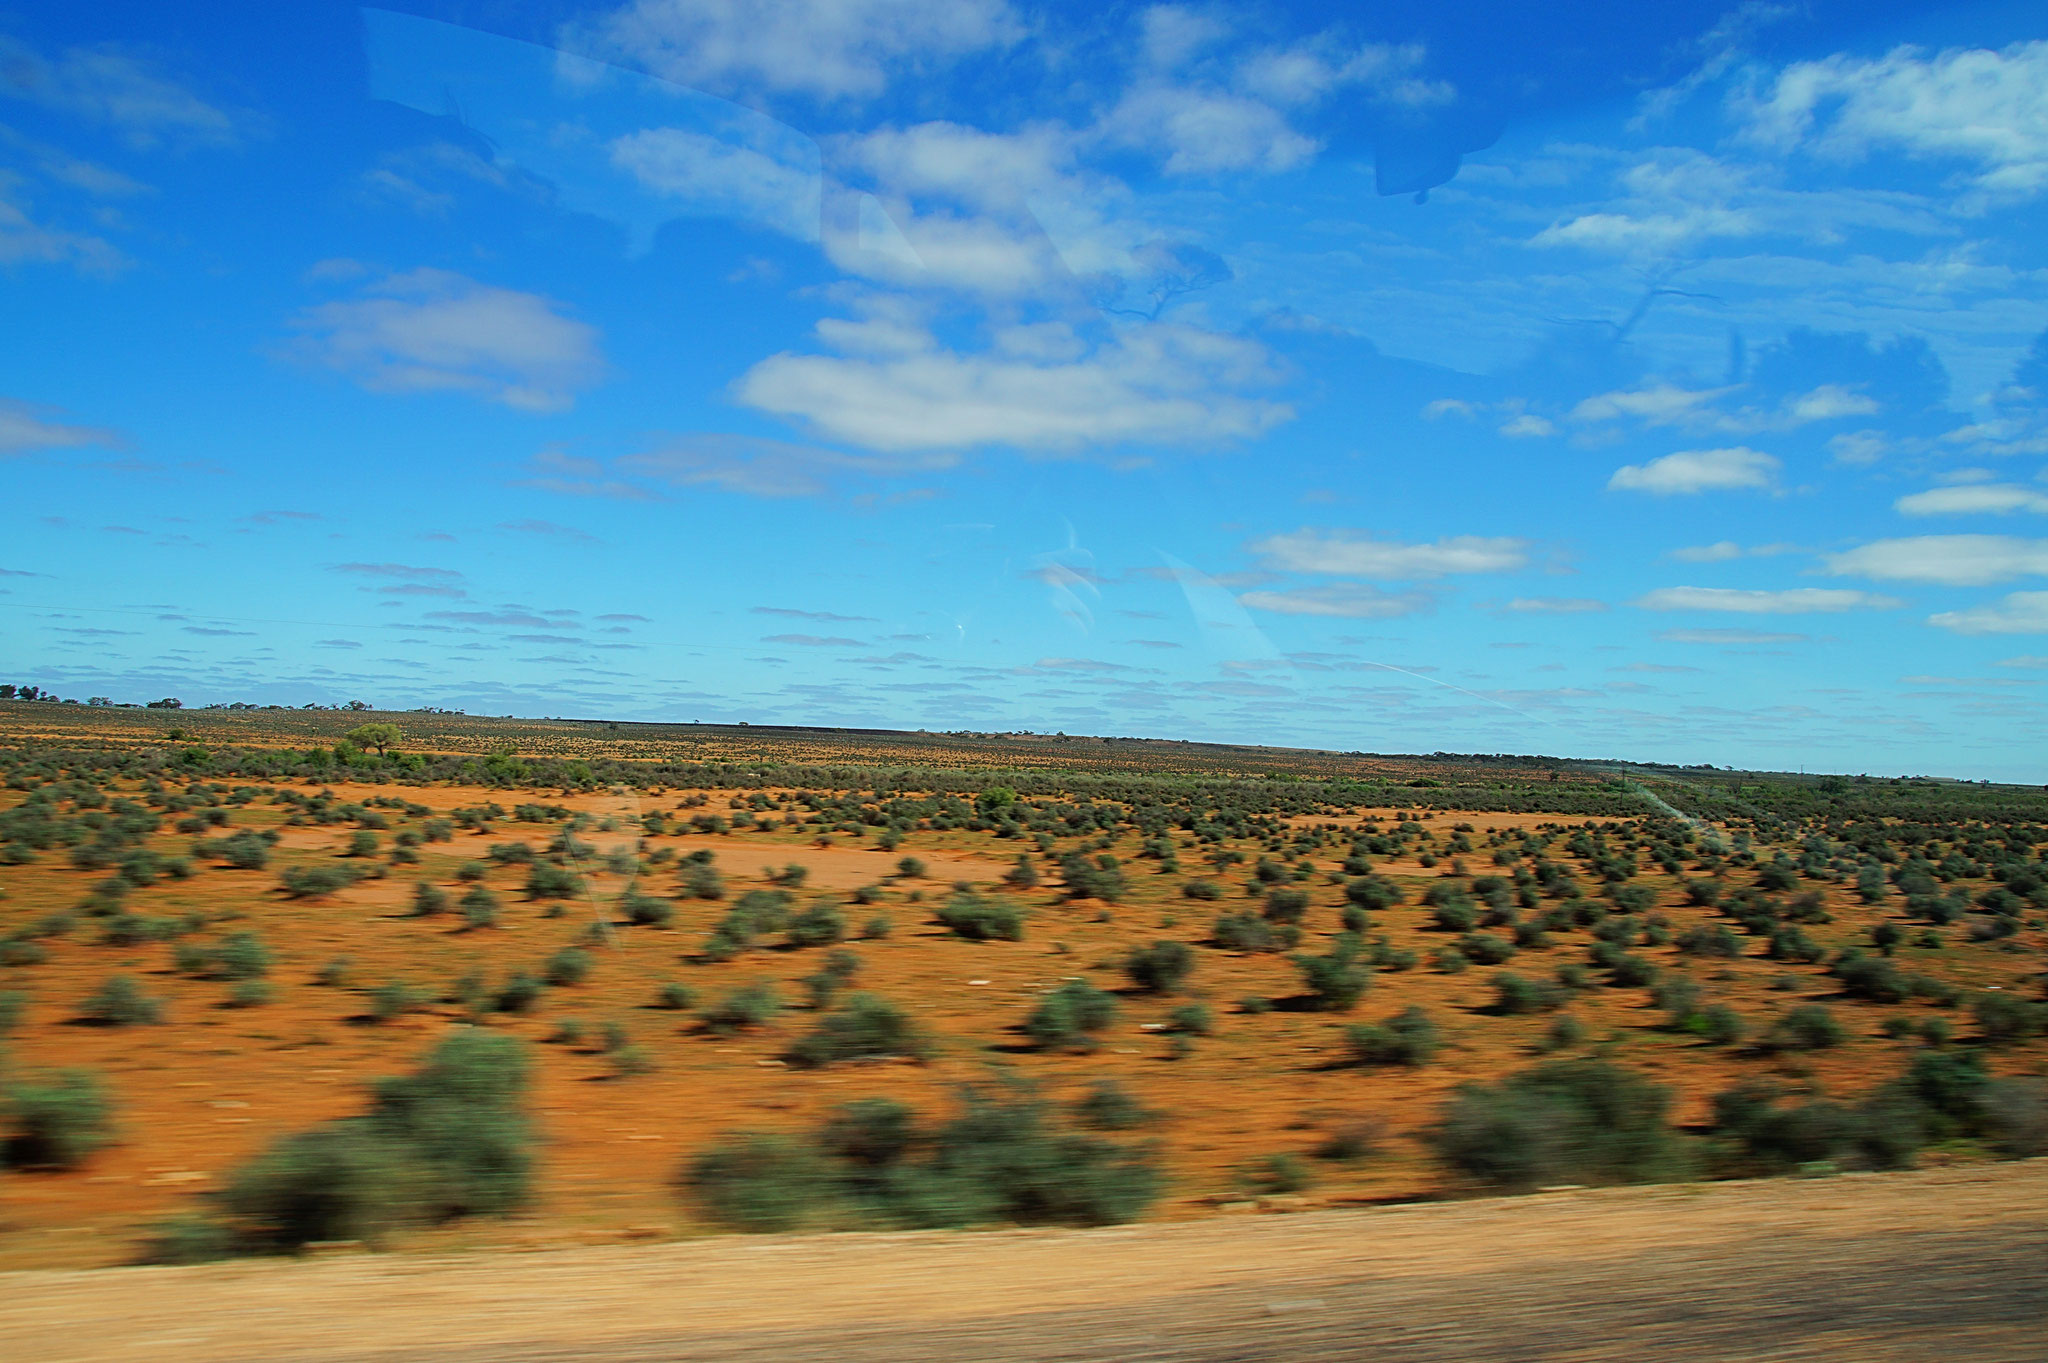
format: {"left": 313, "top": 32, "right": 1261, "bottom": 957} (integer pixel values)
{"left": 682, "top": 1080, "right": 1163, "bottom": 1234}
{"left": 787, "top": 993, "right": 926, "bottom": 1066}
{"left": 1025, "top": 979, "right": 1117, "bottom": 1050}
{"left": 1430, "top": 1058, "right": 1688, "bottom": 1192}
{"left": 1345, "top": 1006, "right": 1440, "bottom": 1066}
{"left": 1124, "top": 940, "right": 1194, "bottom": 994}
{"left": 4, "top": 1070, "right": 115, "bottom": 1169}
{"left": 934, "top": 892, "right": 1024, "bottom": 942}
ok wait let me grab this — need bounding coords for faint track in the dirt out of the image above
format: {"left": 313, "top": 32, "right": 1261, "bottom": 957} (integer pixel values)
{"left": 4, "top": 1162, "right": 2046, "bottom": 1363}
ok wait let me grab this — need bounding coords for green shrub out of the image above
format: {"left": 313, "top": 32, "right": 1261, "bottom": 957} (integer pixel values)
{"left": 1058, "top": 852, "right": 1126, "bottom": 902}
{"left": 934, "top": 893, "right": 1024, "bottom": 941}
{"left": 1025, "top": 979, "right": 1118, "bottom": 1050}
{"left": 460, "top": 885, "right": 500, "bottom": 929}
{"left": 656, "top": 981, "right": 696, "bottom": 1011}
{"left": 3, "top": 1070, "right": 115, "bottom": 1169}
{"left": 619, "top": 887, "right": 672, "bottom": 927}
{"left": 684, "top": 1133, "right": 840, "bottom": 1233}
{"left": 895, "top": 856, "right": 927, "bottom": 879}
{"left": 0, "top": 989, "right": 25, "bottom": 1035}
{"left": 787, "top": 994, "right": 927, "bottom": 1067}
{"left": 525, "top": 864, "right": 581, "bottom": 901}
{"left": 1212, "top": 911, "right": 1295, "bottom": 952}
{"left": 544, "top": 947, "right": 593, "bottom": 987}
{"left": 1983, "top": 1078, "right": 2048, "bottom": 1158}
{"left": 681, "top": 861, "right": 725, "bottom": 900}
{"left": 371, "top": 980, "right": 425, "bottom": 1022}
{"left": 1292, "top": 935, "right": 1370, "bottom": 1011}
{"left": 861, "top": 913, "right": 892, "bottom": 939}
{"left": 1695, "top": 1004, "right": 1747, "bottom": 1046}
{"left": 1346, "top": 1006, "right": 1440, "bottom": 1066}
{"left": 1832, "top": 951, "right": 1909, "bottom": 1004}
{"left": 1262, "top": 887, "right": 1309, "bottom": 924}
{"left": 1972, "top": 990, "right": 2048, "bottom": 1044}
{"left": 494, "top": 971, "right": 545, "bottom": 1014}
{"left": 79, "top": 975, "right": 163, "bottom": 1026}
{"left": 700, "top": 981, "right": 780, "bottom": 1036}
{"left": 278, "top": 864, "right": 362, "bottom": 898}
{"left": 1241, "top": 1152, "right": 1312, "bottom": 1195}
{"left": 1710, "top": 1080, "right": 1923, "bottom": 1173}
{"left": 1763, "top": 1005, "right": 1846, "bottom": 1052}
{"left": 1493, "top": 972, "right": 1568, "bottom": 1015}
{"left": 1430, "top": 1059, "right": 1688, "bottom": 1192}
{"left": 1074, "top": 1080, "right": 1152, "bottom": 1130}
{"left": 1344, "top": 875, "right": 1403, "bottom": 911}
{"left": 227, "top": 979, "right": 273, "bottom": 1009}
{"left": 1181, "top": 878, "right": 1223, "bottom": 901}
{"left": 138, "top": 1214, "right": 238, "bottom": 1265}
{"left": 1457, "top": 931, "right": 1516, "bottom": 965}
{"left": 1125, "top": 940, "right": 1195, "bottom": 993}
{"left": 212, "top": 931, "right": 271, "bottom": 981}
{"left": 410, "top": 883, "right": 449, "bottom": 917}
{"left": 211, "top": 1031, "right": 534, "bottom": 1252}
{"left": 785, "top": 901, "right": 847, "bottom": 948}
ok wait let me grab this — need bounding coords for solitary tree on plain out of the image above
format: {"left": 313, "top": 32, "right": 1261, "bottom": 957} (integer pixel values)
{"left": 345, "top": 722, "right": 403, "bottom": 756}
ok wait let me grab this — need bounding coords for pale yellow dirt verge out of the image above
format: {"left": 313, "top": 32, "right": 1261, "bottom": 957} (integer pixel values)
{"left": 2, "top": 1161, "right": 2043, "bottom": 1363}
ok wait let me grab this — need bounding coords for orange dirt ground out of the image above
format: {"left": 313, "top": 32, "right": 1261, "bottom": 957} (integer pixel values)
{"left": 2, "top": 766, "right": 2044, "bottom": 1272}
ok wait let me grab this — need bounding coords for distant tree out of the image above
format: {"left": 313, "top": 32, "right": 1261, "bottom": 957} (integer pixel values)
{"left": 344, "top": 699, "right": 371, "bottom": 711}
{"left": 0, "top": 685, "right": 16, "bottom": 699}
{"left": 145, "top": 697, "right": 181, "bottom": 709}
{"left": 345, "top": 722, "right": 403, "bottom": 757}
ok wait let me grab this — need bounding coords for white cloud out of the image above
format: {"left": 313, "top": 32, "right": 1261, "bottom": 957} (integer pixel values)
{"left": 610, "top": 123, "right": 820, "bottom": 240}
{"left": 1735, "top": 40, "right": 2048, "bottom": 197}
{"left": 1657, "top": 628, "right": 1809, "bottom": 644}
{"left": 1993, "top": 654, "right": 2048, "bottom": 668}
{"left": 0, "top": 399, "right": 123, "bottom": 455}
{"left": 1668, "top": 540, "right": 1798, "bottom": 562}
{"left": 1829, "top": 430, "right": 1888, "bottom": 465}
{"left": 1498, "top": 413, "right": 1556, "bottom": 438}
{"left": 1572, "top": 384, "right": 1730, "bottom": 424}
{"left": 0, "top": 178, "right": 124, "bottom": 274}
{"left": 1098, "top": 84, "right": 1317, "bottom": 175}
{"left": 290, "top": 269, "right": 605, "bottom": 412}
{"left": 0, "top": 37, "right": 241, "bottom": 148}
{"left": 1895, "top": 484, "right": 2048, "bottom": 516}
{"left": 1498, "top": 597, "right": 1607, "bottom": 614}
{"left": 618, "top": 433, "right": 952, "bottom": 497}
{"left": 1572, "top": 382, "right": 1879, "bottom": 435}
{"left": 568, "top": 0, "right": 1019, "bottom": 101}
{"left": 1929, "top": 591, "right": 2048, "bottom": 635}
{"left": 1637, "top": 586, "right": 1901, "bottom": 613}
{"left": 1239, "top": 584, "right": 1433, "bottom": 618}
{"left": 1608, "top": 447, "right": 1780, "bottom": 494}
{"left": 1823, "top": 535, "right": 2048, "bottom": 586}
{"left": 736, "top": 318, "right": 1289, "bottom": 452}
{"left": 1250, "top": 530, "right": 1531, "bottom": 579}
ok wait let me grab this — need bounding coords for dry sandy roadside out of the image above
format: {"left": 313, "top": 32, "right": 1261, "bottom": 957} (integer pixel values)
{"left": 3, "top": 1161, "right": 2044, "bottom": 1363}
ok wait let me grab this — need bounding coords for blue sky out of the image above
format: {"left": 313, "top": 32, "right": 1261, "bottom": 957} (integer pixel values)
{"left": 4, "top": 0, "right": 2048, "bottom": 779}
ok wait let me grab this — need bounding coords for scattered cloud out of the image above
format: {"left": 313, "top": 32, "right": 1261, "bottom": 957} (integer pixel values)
{"left": 1656, "top": 628, "right": 1809, "bottom": 645}
{"left": 331, "top": 562, "right": 463, "bottom": 581}
{"left": 1928, "top": 591, "right": 2048, "bottom": 635}
{"left": 1823, "top": 535, "right": 2048, "bottom": 586}
{"left": 752, "top": 606, "right": 877, "bottom": 623}
{"left": 1608, "top": 447, "right": 1780, "bottom": 495}
{"left": 736, "top": 318, "right": 1289, "bottom": 453}
{"left": 567, "top": 0, "right": 1021, "bottom": 102}
{"left": 1496, "top": 597, "right": 1606, "bottom": 614}
{"left": 761, "top": 633, "right": 864, "bottom": 646}
{"left": 289, "top": 268, "right": 605, "bottom": 412}
{"left": 619, "top": 433, "right": 951, "bottom": 497}
{"left": 1637, "top": 586, "right": 1901, "bottom": 613}
{"left": 1895, "top": 484, "right": 2048, "bottom": 516}
{"left": 1249, "top": 530, "right": 1530, "bottom": 579}
{"left": 1239, "top": 584, "right": 1434, "bottom": 618}
{"left": 1734, "top": 39, "right": 2048, "bottom": 198}
{"left": 0, "top": 36, "right": 243, "bottom": 149}
{"left": 497, "top": 519, "right": 599, "bottom": 544}
{"left": 0, "top": 399, "right": 124, "bottom": 456}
